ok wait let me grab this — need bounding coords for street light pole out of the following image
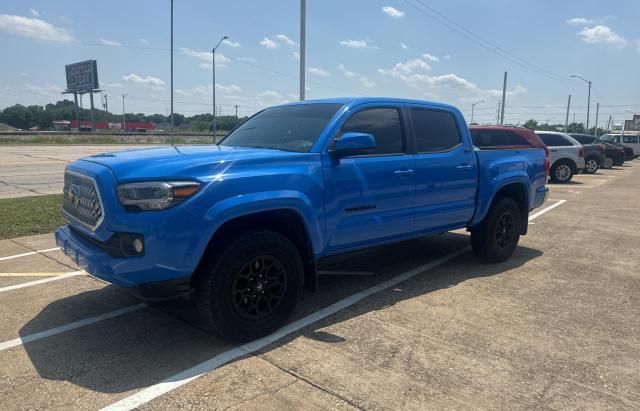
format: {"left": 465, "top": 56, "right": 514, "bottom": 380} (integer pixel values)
{"left": 570, "top": 74, "right": 592, "bottom": 132}
{"left": 471, "top": 100, "right": 485, "bottom": 124}
{"left": 122, "top": 93, "right": 127, "bottom": 133}
{"left": 212, "top": 35, "right": 229, "bottom": 143}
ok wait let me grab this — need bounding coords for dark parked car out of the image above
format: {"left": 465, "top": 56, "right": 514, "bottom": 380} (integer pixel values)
{"left": 571, "top": 134, "right": 626, "bottom": 168}
{"left": 567, "top": 133, "right": 605, "bottom": 172}
{"left": 594, "top": 135, "right": 634, "bottom": 162}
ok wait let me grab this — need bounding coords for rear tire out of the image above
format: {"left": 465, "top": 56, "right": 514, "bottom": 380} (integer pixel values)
{"left": 550, "top": 160, "right": 574, "bottom": 183}
{"left": 584, "top": 158, "right": 598, "bottom": 174}
{"left": 471, "top": 197, "right": 521, "bottom": 263}
{"left": 194, "top": 230, "right": 303, "bottom": 342}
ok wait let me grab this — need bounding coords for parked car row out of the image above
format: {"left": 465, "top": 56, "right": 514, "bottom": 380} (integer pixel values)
{"left": 470, "top": 126, "right": 635, "bottom": 184}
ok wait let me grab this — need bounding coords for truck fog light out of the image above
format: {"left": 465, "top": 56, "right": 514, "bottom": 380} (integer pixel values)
{"left": 133, "top": 238, "right": 144, "bottom": 254}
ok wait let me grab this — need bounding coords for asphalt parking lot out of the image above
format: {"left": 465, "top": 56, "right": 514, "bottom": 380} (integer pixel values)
{"left": 1, "top": 160, "right": 639, "bottom": 409}
{"left": 0, "top": 145, "right": 157, "bottom": 199}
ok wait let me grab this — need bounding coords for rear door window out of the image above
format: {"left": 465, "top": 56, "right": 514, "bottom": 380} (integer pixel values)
{"left": 410, "top": 108, "right": 462, "bottom": 152}
{"left": 471, "top": 129, "right": 529, "bottom": 148}
{"left": 623, "top": 135, "right": 639, "bottom": 144}
{"left": 538, "top": 133, "right": 572, "bottom": 146}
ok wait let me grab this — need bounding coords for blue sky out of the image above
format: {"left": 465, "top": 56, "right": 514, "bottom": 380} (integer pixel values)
{"left": 0, "top": 0, "right": 638, "bottom": 124}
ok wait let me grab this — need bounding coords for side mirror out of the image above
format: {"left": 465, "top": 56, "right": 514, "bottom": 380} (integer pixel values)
{"left": 332, "top": 132, "right": 376, "bottom": 157}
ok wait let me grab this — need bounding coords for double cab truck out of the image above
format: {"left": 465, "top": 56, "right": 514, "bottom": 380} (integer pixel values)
{"left": 55, "top": 98, "right": 548, "bottom": 342}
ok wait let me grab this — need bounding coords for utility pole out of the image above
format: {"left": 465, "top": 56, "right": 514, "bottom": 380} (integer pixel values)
{"left": 471, "top": 100, "right": 485, "bottom": 124}
{"left": 564, "top": 94, "right": 571, "bottom": 132}
{"left": 299, "top": 0, "right": 306, "bottom": 101}
{"left": 234, "top": 105, "right": 239, "bottom": 118}
{"left": 499, "top": 71, "right": 507, "bottom": 125}
{"left": 573, "top": 113, "right": 576, "bottom": 124}
{"left": 607, "top": 115, "right": 612, "bottom": 132}
{"left": 122, "top": 93, "right": 127, "bottom": 133}
{"left": 570, "top": 74, "right": 592, "bottom": 131}
{"left": 594, "top": 102, "right": 599, "bottom": 136}
{"left": 89, "top": 92, "right": 96, "bottom": 132}
{"left": 496, "top": 101, "right": 501, "bottom": 124}
{"left": 212, "top": 35, "right": 229, "bottom": 143}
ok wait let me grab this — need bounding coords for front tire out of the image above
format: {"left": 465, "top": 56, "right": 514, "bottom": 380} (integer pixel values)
{"left": 471, "top": 197, "right": 521, "bottom": 263}
{"left": 194, "top": 230, "right": 303, "bottom": 342}
{"left": 550, "top": 161, "right": 574, "bottom": 183}
{"left": 603, "top": 156, "right": 614, "bottom": 169}
{"left": 584, "top": 158, "right": 599, "bottom": 174}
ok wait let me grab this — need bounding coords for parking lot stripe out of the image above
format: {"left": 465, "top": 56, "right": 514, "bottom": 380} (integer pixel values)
{"left": 100, "top": 246, "right": 471, "bottom": 411}
{"left": 0, "top": 247, "right": 60, "bottom": 262}
{"left": 528, "top": 200, "right": 566, "bottom": 221}
{"left": 0, "top": 272, "right": 87, "bottom": 277}
{"left": 0, "top": 304, "right": 145, "bottom": 352}
{"left": 0, "top": 271, "right": 84, "bottom": 293}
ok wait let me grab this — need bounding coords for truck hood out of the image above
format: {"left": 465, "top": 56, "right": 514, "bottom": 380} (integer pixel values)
{"left": 79, "top": 145, "right": 306, "bottom": 181}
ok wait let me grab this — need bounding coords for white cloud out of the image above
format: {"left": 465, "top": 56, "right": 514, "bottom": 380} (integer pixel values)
{"left": 309, "top": 67, "right": 330, "bottom": 77}
{"left": 180, "top": 47, "right": 230, "bottom": 65}
{"left": 567, "top": 17, "right": 594, "bottom": 25}
{"left": 275, "top": 34, "right": 296, "bottom": 46}
{"left": 443, "top": 54, "right": 451, "bottom": 60}
{"left": 176, "top": 84, "right": 242, "bottom": 96}
{"left": 0, "top": 14, "right": 73, "bottom": 42}
{"left": 292, "top": 51, "right": 300, "bottom": 60}
{"left": 257, "top": 90, "right": 283, "bottom": 99}
{"left": 259, "top": 37, "right": 279, "bottom": 49}
{"left": 378, "top": 56, "right": 526, "bottom": 99}
{"left": 104, "top": 82, "right": 123, "bottom": 88}
{"left": 99, "top": 37, "right": 121, "bottom": 46}
{"left": 577, "top": 25, "right": 628, "bottom": 47}
{"left": 25, "top": 83, "right": 63, "bottom": 95}
{"left": 337, "top": 64, "right": 376, "bottom": 88}
{"left": 222, "top": 39, "right": 241, "bottom": 47}
{"left": 237, "top": 56, "right": 256, "bottom": 63}
{"left": 399, "top": 42, "right": 408, "bottom": 50}
{"left": 122, "top": 74, "right": 165, "bottom": 89}
{"left": 422, "top": 53, "right": 440, "bottom": 63}
{"left": 382, "top": 6, "right": 405, "bottom": 17}
{"left": 339, "top": 39, "right": 376, "bottom": 49}
{"left": 29, "top": 8, "right": 40, "bottom": 17}
{"left": 139, "top": 38, "right": 148, "bottom": 44}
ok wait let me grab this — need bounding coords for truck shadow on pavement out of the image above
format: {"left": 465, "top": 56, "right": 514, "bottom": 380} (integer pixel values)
{"left": 19, "top": 232, "right": 542, "bottom": 394}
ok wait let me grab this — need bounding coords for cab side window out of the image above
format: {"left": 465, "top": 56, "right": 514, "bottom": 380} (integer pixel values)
{"left": 340, "top": 108, "right": 404, "bottom": 155}
{"left": 411, "top": 108, "right": 462, "bottom": 152}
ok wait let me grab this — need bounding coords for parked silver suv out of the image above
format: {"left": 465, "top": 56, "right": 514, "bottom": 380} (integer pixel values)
{"left": 535, "top": 131, "right": 585, "bottom": 183}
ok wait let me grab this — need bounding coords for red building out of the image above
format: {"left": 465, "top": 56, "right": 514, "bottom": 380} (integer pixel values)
{"left": 69, "top": 120, "right": 156, "bottom": 132}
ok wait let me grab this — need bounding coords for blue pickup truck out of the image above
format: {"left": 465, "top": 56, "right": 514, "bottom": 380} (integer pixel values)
{"left": 56, "top": 97, "right": 548, "bottom": 341}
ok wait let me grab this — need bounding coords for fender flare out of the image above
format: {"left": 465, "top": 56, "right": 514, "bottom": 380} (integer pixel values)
{"left": 183, "top": 190, "right": 323, "bottom": 269}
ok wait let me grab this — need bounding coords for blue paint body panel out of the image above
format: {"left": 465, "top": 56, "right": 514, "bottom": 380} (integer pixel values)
{"left": 55, "top": 97, "right": 547, "bottom": 292}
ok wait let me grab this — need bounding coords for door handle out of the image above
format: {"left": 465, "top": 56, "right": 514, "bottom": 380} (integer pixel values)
{"left": 394, "top": 169, "right": 415, "bottom": 177}
{"left": 456, "top": 163, "right": 473, "bottom": 173}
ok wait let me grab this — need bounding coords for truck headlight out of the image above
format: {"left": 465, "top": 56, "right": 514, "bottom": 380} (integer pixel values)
{"left": 117, "top": 181, "right": 200, "bottom": 210}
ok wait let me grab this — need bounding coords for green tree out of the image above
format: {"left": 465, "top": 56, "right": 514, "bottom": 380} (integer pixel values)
{"left": 523, "top": 119, "right": 538, "bottom": 130}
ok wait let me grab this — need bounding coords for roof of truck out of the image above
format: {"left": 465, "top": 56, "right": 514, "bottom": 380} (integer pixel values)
{"left": 279, "top": 97, "right": 459, "bottom": 111}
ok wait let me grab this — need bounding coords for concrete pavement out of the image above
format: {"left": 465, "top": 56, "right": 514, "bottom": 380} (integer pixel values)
{"left": 0, "top": 162, "right": 638, "bottom": 409}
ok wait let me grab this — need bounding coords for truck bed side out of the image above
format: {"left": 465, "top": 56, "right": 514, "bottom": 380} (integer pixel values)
{"left": 469, "top": 147, "right": 547, "bottom": 228}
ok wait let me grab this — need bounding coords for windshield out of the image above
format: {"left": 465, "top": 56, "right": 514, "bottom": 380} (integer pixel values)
{"left": 220, "top": 103, "right": 343, "bottom": 152}
{"left": 598, "top": 134, "right": 617, "bottom": 142}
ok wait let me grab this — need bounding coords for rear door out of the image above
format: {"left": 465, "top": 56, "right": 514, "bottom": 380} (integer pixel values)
{"left": 323, "top": 106, "right": 416, "bottom": 251}
{"left": 409, "top": 106, "right": 478, "bottom": 233}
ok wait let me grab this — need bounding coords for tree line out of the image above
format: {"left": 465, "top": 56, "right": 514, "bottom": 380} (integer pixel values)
{"left": 521, "top": 119, "right": 608, "bottom": 136}
{"left": 0, "top": 100, "right": 247, "bottom": 132}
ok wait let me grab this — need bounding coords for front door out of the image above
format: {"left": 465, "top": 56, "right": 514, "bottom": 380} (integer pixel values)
{"left": 323, "top": 106, "right": 415, "bottom": 252}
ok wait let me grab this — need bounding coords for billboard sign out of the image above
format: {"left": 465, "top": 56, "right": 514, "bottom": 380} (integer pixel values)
{"left": 623, "top": 120, "right": 640, "bottom": 132}
{"left": 65, "top": 60, "right": 99, "bottom": 92}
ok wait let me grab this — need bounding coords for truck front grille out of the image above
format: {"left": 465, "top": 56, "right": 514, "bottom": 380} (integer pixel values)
{"left": 62, "top": 171, "right": 104, "bottom": 230}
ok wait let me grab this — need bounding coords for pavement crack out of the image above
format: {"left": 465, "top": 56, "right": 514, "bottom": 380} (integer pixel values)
{"left": 254, "top": 354, "right": 368, "bottom": 410}
{"left": 220, "top": 379, "right": 299, "bottom": 411}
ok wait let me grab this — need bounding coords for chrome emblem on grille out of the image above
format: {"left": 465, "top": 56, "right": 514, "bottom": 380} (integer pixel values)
{"left": 69, "top": 184, "right": 81, "bottom": 207}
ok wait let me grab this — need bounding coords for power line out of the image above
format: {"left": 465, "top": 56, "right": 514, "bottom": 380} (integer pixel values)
{"left": 401, "top": 0, "right": 579, "bottom": 87}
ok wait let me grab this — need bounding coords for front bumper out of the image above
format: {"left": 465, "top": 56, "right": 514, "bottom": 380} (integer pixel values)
{"left": 55, "top": 225, "right": 192, "bottom": 301}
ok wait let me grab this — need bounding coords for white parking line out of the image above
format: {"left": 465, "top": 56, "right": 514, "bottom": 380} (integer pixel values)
{"left": 0, "top": 247, "right": 60, "bottom": 262}
{"left": 529, "top": 200, "right": 567, "bottom": 221}
{"left": 0, "top": 272, "right": 87, "bottom": 277}
{"left": 0, "top": 271, "right": 84, "bottom": 293}
{"left": 0, "top": 304, "right": 145, "bottom": 352}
